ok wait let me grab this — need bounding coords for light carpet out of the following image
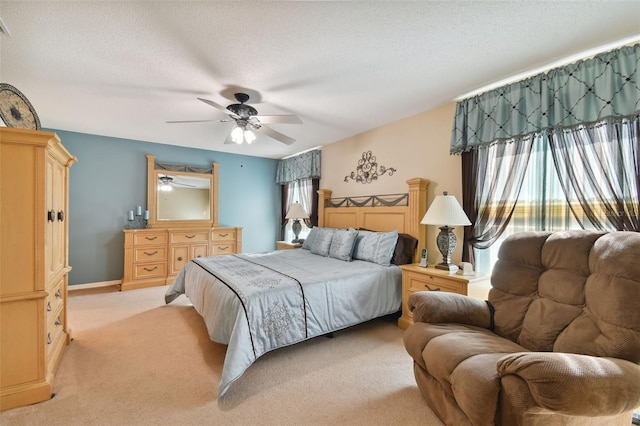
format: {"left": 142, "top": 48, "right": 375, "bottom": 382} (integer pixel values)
{"left": 1, "top": 285, "right": 443, "bottom": 425}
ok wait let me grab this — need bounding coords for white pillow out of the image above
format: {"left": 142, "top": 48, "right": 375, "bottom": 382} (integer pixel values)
{"left": 352, "top": 230, "right": 399, "bottom": 266}
{"left": 329, "top": 228, "right": 359, "bottom": 261}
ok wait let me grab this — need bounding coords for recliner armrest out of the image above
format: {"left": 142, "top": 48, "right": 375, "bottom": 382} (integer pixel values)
{"left": 497, "top": 352, "right": 640, "bottom": 416}
{"left": 408, "top": 291, "right": 492, "bottom": 328}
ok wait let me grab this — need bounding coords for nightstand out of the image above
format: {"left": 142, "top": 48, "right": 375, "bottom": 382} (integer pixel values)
{"left": 276, "top": 240, "right": 302, "bottom": 250}
{"left": 398, "top": 264, "right": 487, "bottom": 330}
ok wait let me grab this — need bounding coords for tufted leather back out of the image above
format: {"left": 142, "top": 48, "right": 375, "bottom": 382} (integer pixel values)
{"left": 489, "top": 230, "right": 640, "bottom": 363}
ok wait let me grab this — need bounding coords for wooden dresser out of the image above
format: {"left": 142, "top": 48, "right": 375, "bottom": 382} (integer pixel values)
{"left": 0, "top": 128, "right": 76, "bottom": 411}
{"left": 121, "top": 227, "right": 242, "bottom": 291}
{"left": 398, "top": 264, "right": 487, "bottom": 330}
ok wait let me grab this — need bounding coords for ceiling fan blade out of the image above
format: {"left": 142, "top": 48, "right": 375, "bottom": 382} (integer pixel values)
{"left": 223, "top": 132, "right": 236, "bottom": 145}
{"left": 166, "top": 119, "right": 217, "bottom": 124}
{"left": 197, "top": 97, "right": 239, "bottom": 119}
{"left": 254, "top": 114, "right": 303, "bottom": 124}
{"left": 254, "top": 124, "right": 296, "bottom": 145}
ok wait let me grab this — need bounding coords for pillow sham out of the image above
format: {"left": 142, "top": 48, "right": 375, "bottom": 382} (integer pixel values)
{"left": 392, "top": 233, "right": 418, "bottom": 265}
{"left": 352, "top": 229, "right": 399, "bottom": 266}
{"left": 301, "top": 226, "right": 318, "bottom": 250}
{"left": 310, "top": 227, "right": 334, "bottom": 256}
{"left": 329, "top": 228, "right": 359, "bottom": 261}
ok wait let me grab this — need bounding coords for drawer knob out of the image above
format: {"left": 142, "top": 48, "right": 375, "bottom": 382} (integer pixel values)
{"left": 47, "top": 333, "right": 52, "bottom": 345}
{"left": 424, "top": 284, "right": 441, "bottom": 291}
{"left": 55, "top": 289, "right": 62, "bottom": 298}
{"left": 55, "top": 316, "right": 62, "bottom": 326}
{"left": 218, "top": 246, "right": 229, "bottom": 251}
{"left": 47, "top": 210, "right": 56, "bottom": 222}
{"left": 57, "top": 210, "right": 65, "bottom": 222}
{"left": 177, "top": 257, "right": 183, "bottom": 261}
{"left": 47, "top": 301, "right": 52, "bottom": 312}
{"left": 219, "top": 233, "right": 229, "bottom": 237}
{"left": 144, "top": 266, "right": 158, "bottom": 272}
{"left": 145, "top": 236, "right": 158, "bottom": 240}
{"left": 144, "top": 251, "right": 158, "bottom": 256}
{"left": 185, "top": 234, "right": 195, "bottom": 239}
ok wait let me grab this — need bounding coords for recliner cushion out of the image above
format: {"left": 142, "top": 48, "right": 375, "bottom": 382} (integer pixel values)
{"left": 419, "top": 326, "right": 528, "bottom": 425}
{"left": 554, "top": 232, "right": 640, "bottom": 362}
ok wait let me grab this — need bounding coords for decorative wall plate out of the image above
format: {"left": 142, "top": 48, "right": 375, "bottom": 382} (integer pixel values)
{"left": 0, "top": 83, "right": 41, "bottom": 130}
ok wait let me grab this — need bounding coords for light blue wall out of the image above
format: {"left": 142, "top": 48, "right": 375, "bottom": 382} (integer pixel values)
{"left": 53, "top": 130, "right": 281, "bottom": 286}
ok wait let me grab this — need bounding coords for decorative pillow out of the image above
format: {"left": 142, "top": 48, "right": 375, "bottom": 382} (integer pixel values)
{"left": 329, "top": 228, "right": 359, "bottom": 261}
{"left": 302, "top": 226, "right": 319, "bottom": 250}
{"left": 352, "top": 230, "right": 399, "bottom": 266}
{"left": 392, "top": 233, "right": 418, "bottom": 265}
{"left": 310, "top": 227, "right": 335, "bottom": 256}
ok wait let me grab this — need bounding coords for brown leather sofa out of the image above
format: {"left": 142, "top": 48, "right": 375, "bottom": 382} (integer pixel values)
{"left": 403, "top": 230, "right": 640, "bottom": 425}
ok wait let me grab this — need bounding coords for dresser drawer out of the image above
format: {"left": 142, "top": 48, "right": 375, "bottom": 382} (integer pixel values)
{"left": 404, "top": 271, "right": 464, "bottom": 293}
{"left": 212, "top": 243, "right": 236, "bottom": 255}
{"left": 212, "top": 228, "right": 236, "bottom": 242}
{"left": 170, "top": 231, "right": 209, "bottom": 244}
{"left": 46, "top": 310, "right": 66, "bottom": 373}
{"left": 133, "top": 232, "right": 168, "bottom": 246}
{"left": 133, "top": 262, "right": 167, "bottom": 279}
{"left": 46, "top": 279, "right": 65, "bottom": 318}
{"left": 46, "top": 302, "right": 65, "bottom": 354}
{"left": 133, "top": 246, "right": 167, "bottom": 263}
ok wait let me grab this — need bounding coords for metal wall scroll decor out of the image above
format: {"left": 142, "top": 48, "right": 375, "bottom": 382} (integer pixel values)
{"left": 344, "top": 150, "right": 397, "bottom": 184}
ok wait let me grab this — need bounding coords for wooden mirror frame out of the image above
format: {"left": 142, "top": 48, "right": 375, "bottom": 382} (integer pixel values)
{"left": 146, "top": 154, "right": 220, "bottom": 228}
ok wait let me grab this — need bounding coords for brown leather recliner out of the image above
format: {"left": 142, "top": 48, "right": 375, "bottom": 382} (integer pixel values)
{"left": 403, "top": 230, "right": 640, "bottom": 425}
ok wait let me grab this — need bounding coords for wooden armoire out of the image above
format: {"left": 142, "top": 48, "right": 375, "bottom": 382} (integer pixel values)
{"left": 0, "top": 128, "right": 77, "bottom": 411}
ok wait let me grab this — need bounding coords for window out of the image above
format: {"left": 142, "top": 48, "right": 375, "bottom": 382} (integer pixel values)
{"left": 283, "top": 179, "right": 314, "bottom": 242}
{"left": 474, "top": 120, "right": 639, "bottom": 274}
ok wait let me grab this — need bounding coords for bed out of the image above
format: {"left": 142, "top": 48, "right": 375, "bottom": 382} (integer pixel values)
{"left": 165, "top": 178, "right": 429, "bottom": 396}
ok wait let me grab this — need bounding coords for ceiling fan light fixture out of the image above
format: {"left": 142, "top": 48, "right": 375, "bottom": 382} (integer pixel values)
{"left": 244, "top": 129, "right": 256, "bottom": 144}
{"left": 231, "top": 125, "right": 244, "bottom": 144}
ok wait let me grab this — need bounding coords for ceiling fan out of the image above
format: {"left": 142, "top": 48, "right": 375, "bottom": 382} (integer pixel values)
{"left": 157, "top": 175, "right": 195, "bottom": 192}
{"left": 167, "top": 92, "right": 302, "bottom": 145}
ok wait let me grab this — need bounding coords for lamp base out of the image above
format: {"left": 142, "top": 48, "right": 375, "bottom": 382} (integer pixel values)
{"left": 435, "top": 225, "right": 458, "bottom": 272}
{"left": 291, "top": 219, "right": 302, "bottom": 244}
{"left": 435, "top": 262, "right": 459, "bottom": 272}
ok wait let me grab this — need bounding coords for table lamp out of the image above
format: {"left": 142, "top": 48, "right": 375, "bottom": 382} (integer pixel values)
{"left": 420, "top": 191, "right": 471, "bottom": 271}
{"left": 285, "top": 202, "right": 309, "bottom": 243}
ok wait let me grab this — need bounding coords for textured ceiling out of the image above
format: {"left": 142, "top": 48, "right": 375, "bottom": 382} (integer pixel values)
{"left": 1, "top": 1, "right": 639, "bottom": 159}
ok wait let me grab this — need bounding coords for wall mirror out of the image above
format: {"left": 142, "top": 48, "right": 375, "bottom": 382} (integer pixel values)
{"left": 146, "top": 154, "right": 219, "bottom": 228}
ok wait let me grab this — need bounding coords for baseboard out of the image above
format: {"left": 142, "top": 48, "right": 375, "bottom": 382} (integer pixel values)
{"left": 68, "top": 280, "right": 121, "bottom": 291}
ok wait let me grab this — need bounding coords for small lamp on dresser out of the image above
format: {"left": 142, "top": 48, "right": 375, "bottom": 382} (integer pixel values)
{"left": 285, "top": 202, "right": 309, "bottom": 243}
{"left": 420, "top": 191, "right": 471, "bottom": 272}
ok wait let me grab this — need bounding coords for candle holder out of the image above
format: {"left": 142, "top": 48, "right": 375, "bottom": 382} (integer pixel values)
{"left": 125, "top": 206, "right": 149, "bottom": 229}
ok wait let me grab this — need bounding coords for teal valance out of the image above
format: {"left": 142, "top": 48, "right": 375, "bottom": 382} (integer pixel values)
{"left": 276, "top": 149, "right": 321, "bottom": 184}
{"left": 451, "top": 44, "right": 640, "bottom": 154}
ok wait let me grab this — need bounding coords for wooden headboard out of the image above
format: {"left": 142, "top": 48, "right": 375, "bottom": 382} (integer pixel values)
{"left": 318, "top": 178, "right": 430, "bottom": 263}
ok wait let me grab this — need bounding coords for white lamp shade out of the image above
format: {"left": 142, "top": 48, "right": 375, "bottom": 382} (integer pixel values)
{"left": 420, "top": 192, "right": 471, "bottom": 226}
{"left": 285, "top": 202, "right": 309, "bottom": 220}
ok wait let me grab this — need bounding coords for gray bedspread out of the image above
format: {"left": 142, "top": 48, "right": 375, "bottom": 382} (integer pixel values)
{"left": 165, "top": 249, "right": 401, "bottom": 396}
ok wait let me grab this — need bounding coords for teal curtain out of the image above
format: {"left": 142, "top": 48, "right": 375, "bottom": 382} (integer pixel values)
{"left": 451, "top": 44, "right": 640, "bottom": 154}
{"left": 275, "top": 149, "right": 321, "bottom": 184}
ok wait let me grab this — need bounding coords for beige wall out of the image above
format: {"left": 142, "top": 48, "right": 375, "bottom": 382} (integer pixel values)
{"left": 320, "top": 101, "right": 466, "bottom": 266}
